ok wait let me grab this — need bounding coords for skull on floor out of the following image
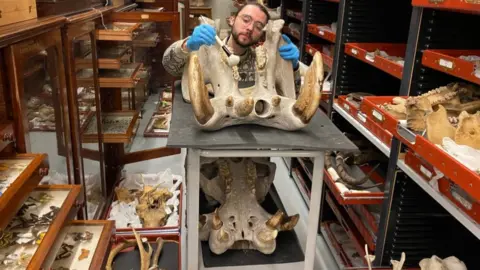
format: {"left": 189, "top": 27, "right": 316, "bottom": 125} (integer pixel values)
{"left": 181, "top": 17, "right": 324, "bottom": 131}
{"left": 198, "top": 157, "right": 299, "bottom": 255}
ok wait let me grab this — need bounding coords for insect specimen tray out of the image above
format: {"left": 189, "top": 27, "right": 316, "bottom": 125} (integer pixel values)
{"left": 0, "top": 153, "right": 48, "bottom": 230}
{"left": 45, "top": 220, "right": 115, "bottom": 270}
{"left": 75, "top": 45, "right": 131, "bottom": 70}
{"left": 167, "top": 84, "right": 358, "bottom": 151}
{"left": 76, "top": 63, "right": 143, "bottom": 88}
{"left": 0, "top": 185, "right": 82, "bottom": 269}
{"left": 82, "top": 111, "right": 139, "bottom": 144}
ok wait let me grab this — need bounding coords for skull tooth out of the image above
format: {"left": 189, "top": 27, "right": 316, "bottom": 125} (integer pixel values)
{"left": 272, "top": 96, "right": 281, "bottom": 107}
{"left": 234, "top": 97, "right": 254, "bottom": 117}
{"left": 212, "top": 209, "right": 223, "bottom": 230}
{"left": 266, "top": 210, "right": 285, "bottom": 229}
{"left": 293, "top": 52, "right": 323, "bottom": 124}
{"left": 218, "top": 228, "right": 229, "bottom": 242}
{"left": 188, "top": 54, "right": 214, "bottom": 125}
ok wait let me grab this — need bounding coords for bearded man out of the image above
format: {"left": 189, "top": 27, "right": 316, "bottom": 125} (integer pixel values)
{"left": 162, "top": 2, "right": 301, "bottom": 92}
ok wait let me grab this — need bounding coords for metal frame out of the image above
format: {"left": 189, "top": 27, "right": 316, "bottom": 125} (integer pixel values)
{"left": 186, "top": 148, "right": 325, "bottom": 270}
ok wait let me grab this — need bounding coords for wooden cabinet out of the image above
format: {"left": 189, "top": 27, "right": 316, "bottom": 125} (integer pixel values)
{"left": 188, "top": 6, "right": 212, "bottom": 35}
{"left": 0, "top": 0, "right": 37, "bottom": 27}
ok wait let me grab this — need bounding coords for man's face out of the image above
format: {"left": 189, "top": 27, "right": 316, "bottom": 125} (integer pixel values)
{"left": 231, "top": 5, "right": 267, "bottom": 48}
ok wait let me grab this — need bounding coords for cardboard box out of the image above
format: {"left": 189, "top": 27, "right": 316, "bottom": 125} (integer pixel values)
{"left": 0, "top": 0, "right": 37, "bottom": 27}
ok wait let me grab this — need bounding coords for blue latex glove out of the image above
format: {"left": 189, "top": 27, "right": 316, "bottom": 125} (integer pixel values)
{"left": 279, "top": 34, "right": 300, "bottom": 69}
{"left": 186, "top": 24, "right": 216, "bottom": 51}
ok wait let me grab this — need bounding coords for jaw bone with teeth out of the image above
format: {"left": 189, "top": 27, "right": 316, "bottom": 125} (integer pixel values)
{"left": 198, "top": 157, "right": 299, "bottom": 255}
{"left": 181, "top": 18, "right": 323, "bottom": 131}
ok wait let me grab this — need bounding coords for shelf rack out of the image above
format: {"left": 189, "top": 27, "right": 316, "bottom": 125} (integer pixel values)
{"left": 288, "top": 0, "right": 480, "bottom": 269}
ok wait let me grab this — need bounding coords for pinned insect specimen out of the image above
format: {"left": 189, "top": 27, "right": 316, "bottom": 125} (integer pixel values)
{"left": 0, "top": 231, "right": 17, "bottom": 248}
{"left": 69, "top": 231, "right": 93, "bottom": 242}
{"left": 78, "top": 248, "right": 90, "bottom": 261}
{"left": 55, "top": 243, "right": 75, "bottom": 260}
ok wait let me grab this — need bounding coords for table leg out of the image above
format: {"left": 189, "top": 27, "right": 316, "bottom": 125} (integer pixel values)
{"left": 304, "top": 152, "right": 325, "bottom": 270}
{"left": 187, "top": 148, "right": 200, "bottom": 270}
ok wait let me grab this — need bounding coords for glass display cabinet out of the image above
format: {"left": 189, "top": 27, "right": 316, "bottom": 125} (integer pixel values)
{"left": 93, "top": 9, "right": 183, "bottom": 235}
{"left": 4, "top": 18, "right": 76, "bottom": 190}
{"left": 0, "top": 14, "right": 114, "bottom": 270}
{"left": 62, "top": 8, "right": 112, "bottom": 219}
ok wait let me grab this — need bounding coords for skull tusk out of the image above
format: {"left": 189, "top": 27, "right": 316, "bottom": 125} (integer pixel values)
{"left": 293, "top": 52, "right": 323, "bottom": 124}
{"left": 218, "top": 228, "right": 229, "bottom": 242}
{"left": 266, "top": 210, "right": 285, "bottom": 229}
{"left": 279, "top": 214, "right": 300, "bottom": 231}
{"left": 188, "top": 54, "right": 214, "bottom": 124}
{"left": 212, "top": 208, "right": 223, "bottom": 230}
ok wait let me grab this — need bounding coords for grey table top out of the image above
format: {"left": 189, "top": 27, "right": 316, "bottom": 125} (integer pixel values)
{"left": 166, "top": 85, "right": 357, "bottom": 152}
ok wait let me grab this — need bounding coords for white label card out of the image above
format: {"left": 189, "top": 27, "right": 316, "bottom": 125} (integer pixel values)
{"left": 319, "top": 30, "right": 325, "bottom": 36}
{"left": 419, "top": 165, "right": 432, "bottom": 179}
{"left": 343, "top": 103, "right": 350, "bottom": 112}
{"left": 372, "top": 110, "right": 383, "bottom": 122}
{"left": 439, "top": 58, "right": 453, "bottom": 69}
{"left": 452, "top": 190, "right": 473, "bottom": 210}
{"left": 365, "top": 54, "right": 375, "bottom": 63}
{"left": 357, "top": 112, "right": 367, "bottom": 123}
{"left": 351, "top": 48, "right": 358, "bottom": 55}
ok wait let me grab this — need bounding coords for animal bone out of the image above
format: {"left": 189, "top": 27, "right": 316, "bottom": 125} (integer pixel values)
{"left": 182, "top": 18, "right": 323, "bottom": 131}
{"left": 419, "top": 255, "right": 467, "bottom": 270}
{"left": 106, "top": 240, "right": 137, "bottom": 270}
{"left": 136, "top": 185, "right": 172, "bottom": 227}
{"left": 455, "top": 110, "right": 480, "bottom": 150}
{"left": 132, "top": 227, "right": 153, "bottom": 270}
{"left": 380, "top": 97, "right": 407, "bottom": 120}
{"left": 198, "top": 158, "right": 299, "bottom": 255}
{"left": 426, "top": 105, "right": 456, "bottom": 145}
{"left": 391, "top": 252, "right": 406, "bottom": 270}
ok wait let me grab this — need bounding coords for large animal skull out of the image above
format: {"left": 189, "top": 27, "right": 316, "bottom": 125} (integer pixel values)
{"left": 181, "top": 18, "right": 323, "bottom": 131}
{"left": 198, "top": 157, "right": 299, "bottom": 255}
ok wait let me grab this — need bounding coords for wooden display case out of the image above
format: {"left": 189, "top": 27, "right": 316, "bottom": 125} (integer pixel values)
{"left": 1, "top": 16, "right": 76, "bottom": 186}
{"left": 76, "top": 45, "right": 131, "bottom": 70}
{"left": 0, "top": 153, "right": 49, "bottom": 230}
{"left": 0, "top": 185, "right": 81, "bottom": 269}
{"left": 63, "top": 8, "right": 110, "bottom": 220}
{"left": 82, "top": 111, "right": 139, "bottom": 143}
{"left": 188, "top": 7, "right": 212, "bottom": 35}
{"left": 96, "top": 22, "right": 142, "bottom": 41}
{"left": 45, "top": 220, "right": 115, "bottom": 270}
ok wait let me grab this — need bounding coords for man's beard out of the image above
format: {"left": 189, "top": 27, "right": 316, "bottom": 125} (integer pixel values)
{"left": 231, "top": 30, "right": 257, "bottom": 48}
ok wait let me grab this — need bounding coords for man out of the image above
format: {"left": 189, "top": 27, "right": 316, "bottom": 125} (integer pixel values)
{"left": 162, "top": 2, "right": 301, "bottom": 92}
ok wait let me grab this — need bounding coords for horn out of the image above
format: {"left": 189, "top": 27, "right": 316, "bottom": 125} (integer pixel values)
{"left": 212, "top": 208, "right": 223, "bottom": 230}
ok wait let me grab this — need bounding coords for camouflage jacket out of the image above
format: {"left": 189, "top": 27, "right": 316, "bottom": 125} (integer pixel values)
{"left": 162, "top": 37, "right": 302, "bottom": 92}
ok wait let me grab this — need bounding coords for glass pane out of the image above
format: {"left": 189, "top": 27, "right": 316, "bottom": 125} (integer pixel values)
{"left": 100, "top": 20, "right": 183, "bottom": 232}
{"left": 23, "top": 47, "right": 71, "bottom": 183}
{"left": 74, "top": 34, "right": 105, "bottom": 220}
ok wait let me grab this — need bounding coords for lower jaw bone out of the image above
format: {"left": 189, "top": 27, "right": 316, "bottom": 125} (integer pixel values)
{"left": 199, "top": 158, "right": 299, "bottom": 255}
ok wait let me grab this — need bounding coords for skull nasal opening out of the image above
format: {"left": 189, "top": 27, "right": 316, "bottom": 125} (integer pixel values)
{"left": 254, "top": 99, "right": 272, "bottom": 118}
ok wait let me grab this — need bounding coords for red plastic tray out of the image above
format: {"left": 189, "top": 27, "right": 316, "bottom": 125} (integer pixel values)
{"left": 362, "top": 96, "right": 416, "bottom": 147}
{"left": 352, "top": 204, "right": 379, "bottom": 234}
{"left": 324, "top": 165, "right": 386, "bottom": 205}
{"left": 325, "top": 192, "right": 368, "bottom": 261}
{"left": 282, "top": 26, "right": 300, "bottom": 40}
{"left": 415, "top": 136, "right": 480, "bottom": 202}
{"left": 344, "top": 204, "right": 376, "bottom": 251}
{"left": 307, "top": 24, "right": 336, "bottom": 43}
{"left": 422, "top": 49, "right": 480, "bottom": 85}
{"left": 305, "top": 44, "right": 333, "bottom": 68}
{"left": 286, "top": 9, "right": 303, "bottom": 20}
{"left": 345, "top": 43, "right": 406, "bottom": 79}
{"left": 405, "top": 150, "right": 479, "bottom": 224}
{"left": 321, "top": 221, "right": 353, "bottom": 267}
{"left": 337, "top": 96, "right": 392, "bottom": 148}
{"left": 412, "top": 0, "right": 480, "bottom": 14}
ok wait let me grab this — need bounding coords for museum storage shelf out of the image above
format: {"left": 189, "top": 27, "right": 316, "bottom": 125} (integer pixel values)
{"left": 305, "top": 44, "right": 333, "bottom": 68}
{"left": 46, "top": 220, "right": 115, "bottom": 270}
{"left": 281, "top": 0, "right": 304, "bottom": 47}
{"left": 307, "top": 24, "right": 336, "bottom": 44}
{"left": 411, "top": 0, "right": 480, "bottom": 14}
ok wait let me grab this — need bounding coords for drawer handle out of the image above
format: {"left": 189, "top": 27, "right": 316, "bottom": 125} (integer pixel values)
{"left": 39, "top": 168, "right": 49, "bottom": 176}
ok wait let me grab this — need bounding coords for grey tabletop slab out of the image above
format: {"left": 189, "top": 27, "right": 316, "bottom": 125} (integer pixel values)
{"left": 166, "top": 84, "right": 357, "bottom": 152}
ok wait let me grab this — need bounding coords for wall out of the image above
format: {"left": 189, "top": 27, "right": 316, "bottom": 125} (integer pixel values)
{"left": 210, "top": 0, "right": 237, "bottom": 29}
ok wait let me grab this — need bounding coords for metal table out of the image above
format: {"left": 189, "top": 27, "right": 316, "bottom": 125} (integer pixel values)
{"left": 167, "top": 86, "right": 357, "bottom": 270}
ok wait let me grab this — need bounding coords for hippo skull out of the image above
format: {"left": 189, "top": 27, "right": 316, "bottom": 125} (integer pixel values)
{"left": 181, "top": 18, "right": 324, "bottom": 131}
{"left": 198, "top": 157, "right": 299, "bottom": 254}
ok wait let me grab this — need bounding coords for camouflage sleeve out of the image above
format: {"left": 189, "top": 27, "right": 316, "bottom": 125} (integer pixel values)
{"left": 162, "top": 38, "right": 190, "bottom": 77}
{"left": 294, "top": 67, "right": 302, "bottom": 95}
